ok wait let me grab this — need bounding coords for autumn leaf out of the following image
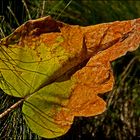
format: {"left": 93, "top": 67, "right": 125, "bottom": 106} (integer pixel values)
{"left": 0, "top": 16, "right": 140, "bottom": 138}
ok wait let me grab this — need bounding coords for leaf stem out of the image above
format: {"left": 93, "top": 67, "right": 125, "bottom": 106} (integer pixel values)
{"left": 0, "top": 98, "right": 24, "bottom": 119}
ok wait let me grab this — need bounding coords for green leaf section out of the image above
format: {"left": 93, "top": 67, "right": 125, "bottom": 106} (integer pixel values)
{"left": 0, "top": 35, "right": 72, "bottom": 97}
{"left": 0, "top": 32, "right": 78, "bottom": 138}
{"left": 22, "top": 78, "right": 75, "bottom": 138}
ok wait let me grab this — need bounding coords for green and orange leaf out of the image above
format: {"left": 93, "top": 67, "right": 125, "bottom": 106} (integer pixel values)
{"left": 0, "top": 16, "right": 140, "bottom": 138}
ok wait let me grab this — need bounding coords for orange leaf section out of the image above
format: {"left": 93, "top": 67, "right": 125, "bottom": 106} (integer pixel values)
{"left": 54, "top": 18, "right": 140, "bottom": 128}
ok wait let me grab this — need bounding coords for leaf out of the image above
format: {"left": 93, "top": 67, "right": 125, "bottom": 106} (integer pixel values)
{"left": 0, "top": 16, "right": 140, "bottom": 138}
